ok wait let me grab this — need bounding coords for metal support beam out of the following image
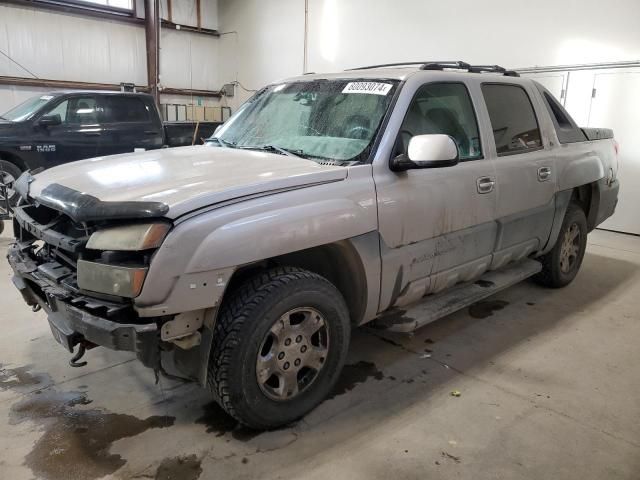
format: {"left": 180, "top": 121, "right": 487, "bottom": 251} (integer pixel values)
{"left": 0, "top": 76, "right": 222, "bottom": 98}
{"left": 144, "top": 0, "right": 160, "bottom": 107}
{"left": 0, "top": 76, "right": 149, "bottom": 91}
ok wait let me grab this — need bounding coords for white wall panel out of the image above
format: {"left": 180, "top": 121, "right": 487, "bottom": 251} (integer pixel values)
{"left": 160, "top": 0, "right": 218, "bottom": 29}
{"left": 218, "top": 0, "right": 640, "bottom": 109}
{"left": 218, "top": 0, "right": 304, "bottom": 109}
{"left": 160, "top": 29, "right": 220, "bottom": 90}
{"left": 0, "top": 2, "right": 221, "bottom": 113}
{"left": 0, "top": 5, "right": 145, "bottom": 84}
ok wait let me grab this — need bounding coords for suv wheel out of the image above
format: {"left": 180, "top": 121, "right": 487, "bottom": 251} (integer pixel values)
{"left": 534, "top": 202, "right": 588, "bottom": 288}
{"left": 207, "top": 267, "right": 350, "bottom": 429}
{"left": 0, "top": 160, "right": 22, "bottom": 207}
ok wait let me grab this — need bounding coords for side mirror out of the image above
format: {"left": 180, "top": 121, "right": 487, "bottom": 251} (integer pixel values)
{"left": 37, "top": 114, "right": 62, "bottom": 127}
{"left": 391, "top": 134, "right": 459, "bottom": 172}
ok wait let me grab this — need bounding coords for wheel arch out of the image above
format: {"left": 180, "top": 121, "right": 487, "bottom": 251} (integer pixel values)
{"left": 0, "top": 151, "right": 27, "bottom": 172}
{"left": 571, "top": 182, "right": 598, "bottom": 232}
{"left": 225, "top": 239, "right": 373, "bottom": 326}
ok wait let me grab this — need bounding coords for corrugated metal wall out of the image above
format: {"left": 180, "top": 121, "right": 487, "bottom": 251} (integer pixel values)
{"left": 0, "top": 1, "right": 221, "bottom": 112}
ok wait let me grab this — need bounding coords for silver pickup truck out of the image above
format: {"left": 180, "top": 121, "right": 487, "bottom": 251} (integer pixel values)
{"left": 6, "top": 61, "right": 619, "bottom": 429}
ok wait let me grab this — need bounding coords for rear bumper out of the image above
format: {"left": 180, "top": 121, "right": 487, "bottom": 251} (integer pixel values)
{"left": 7, "top": 245, "right": 160, "bottom": 368}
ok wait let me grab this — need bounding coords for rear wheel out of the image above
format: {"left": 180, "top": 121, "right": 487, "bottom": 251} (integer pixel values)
{"left": 207, "top": 267, "right": 350, "bottom": 429}
{"left": 0, "top": 159, "right": 22, "bottom": 207}
{"left": 534, "top": 202, "right": 587, "bottom": 288}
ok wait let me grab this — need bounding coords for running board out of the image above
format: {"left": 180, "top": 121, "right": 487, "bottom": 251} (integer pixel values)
{"left": 375, "top": 259, "right": 542, "bottom": 333}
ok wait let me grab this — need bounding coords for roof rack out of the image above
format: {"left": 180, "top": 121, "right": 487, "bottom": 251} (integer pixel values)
{"left": 346, "top": 61, "right": 520, "bottom": 77}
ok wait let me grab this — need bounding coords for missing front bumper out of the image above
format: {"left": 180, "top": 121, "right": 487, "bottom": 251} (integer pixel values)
{"left": 8, "top": 246, "right": 160, "bottom": 369}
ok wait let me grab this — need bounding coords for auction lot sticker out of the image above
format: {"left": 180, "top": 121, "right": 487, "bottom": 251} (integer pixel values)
{"left": 342, "top": 82, "right": 393, "bottom": 95}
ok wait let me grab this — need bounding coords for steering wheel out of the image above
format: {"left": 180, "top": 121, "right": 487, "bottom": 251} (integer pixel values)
{"left": 346, "top": 125, "right": 373, "bottom": 140}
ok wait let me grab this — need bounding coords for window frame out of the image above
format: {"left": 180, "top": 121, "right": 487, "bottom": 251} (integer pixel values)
{"left": 480, "top": 82, "right": 544, "bottom": 157}
{"left": 36, "top": 95, "right": 102, "bottom": 125}
{"left": 52, "top": 0, "right": 134, "bottom": 15}
{"left": 392, "top": 81, "right": 485, "bottom": 162}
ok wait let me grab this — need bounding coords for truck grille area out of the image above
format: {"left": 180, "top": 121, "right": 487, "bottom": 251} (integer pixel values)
{"left": 11, "top": 202, "right": 144, "bottom": 323}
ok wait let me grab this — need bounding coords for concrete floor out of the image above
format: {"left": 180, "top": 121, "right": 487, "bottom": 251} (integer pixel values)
{"left": 0, "top": 221, "right": 639, "bottom": 480}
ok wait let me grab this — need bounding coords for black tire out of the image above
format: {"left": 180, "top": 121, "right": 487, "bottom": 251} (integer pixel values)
{"left": 0, "top": 159, "right": 22, "bottom": 207}
{"left": 534, "top": 202, "right": 588, "bottom": 288}
{"left": 207, "top": 266, "right": 351, "bottom": 429}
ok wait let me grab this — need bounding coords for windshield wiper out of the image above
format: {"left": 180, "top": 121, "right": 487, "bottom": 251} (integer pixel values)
{"left": 238, "top": 144, "right": 309, "bottom": 158}
{"left": 207, "top": 137, "right": 236, "bottom": 148}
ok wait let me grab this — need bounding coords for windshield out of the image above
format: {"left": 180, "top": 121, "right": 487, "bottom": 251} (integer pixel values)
{"left": 212, "top": 79, "right": 399, "bottom": 163}
{"left": 2, "top": 94, "right": 55, "bottom": 122}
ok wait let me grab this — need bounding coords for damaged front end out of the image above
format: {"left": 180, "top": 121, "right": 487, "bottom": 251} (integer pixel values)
{"left": 7, "top": 178, "right": 178, "bottom": 376}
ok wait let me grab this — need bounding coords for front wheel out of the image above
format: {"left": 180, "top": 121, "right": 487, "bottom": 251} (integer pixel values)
{"left": 534, "top": 202, "right": 588, "bottom": 288}
{"left": 0, "top": 159, "right": 22, "bottom": 207}
{"left": 207, "top": 267, "right": 351, "bottom": 429}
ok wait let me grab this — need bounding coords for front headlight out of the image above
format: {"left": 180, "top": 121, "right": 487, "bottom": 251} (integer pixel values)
{"left": 79, "top": 222, "right": 170, "bottom": 297}
{"left": 86, "top": 222, "right": 170, "bottom": 251}
{"left": 77, "top": 260, "right": 147, "bottom": 298}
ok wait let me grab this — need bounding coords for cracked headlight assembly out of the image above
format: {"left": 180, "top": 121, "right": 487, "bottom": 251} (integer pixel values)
{"left": 77, "top": 261, "right": 147, "bottom": 298}
{"left": 86, "top": 222, "right": 171, "bottom": 251}
{"left": 79, "top": 222, "right": 171, "bottom": 297}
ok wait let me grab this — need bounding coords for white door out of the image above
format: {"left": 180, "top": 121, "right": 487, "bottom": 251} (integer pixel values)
{"left": 588, "top": 70, "right": 640, "bottom": 234}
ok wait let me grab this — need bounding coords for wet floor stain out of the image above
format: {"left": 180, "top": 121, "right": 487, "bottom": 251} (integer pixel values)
{"left": 154, "top": 454, "right": 202, "bottom": 480}
{"left": 371, "top": 309, "right": 416, "bottom": 329}
{"left": 327, "top": 361, "right": 385, "bottom": 400}
{"left": 10, "top": 389, "right": 175, "bottom": 480}
{"left": 475, "top": 279, "right": 495, "bottom": 288}
{"left": 468, "top": 300, "right": 509, "bottom": 319}
{"left": 0, "top": 363, "right": 50, "bottom": 393}
{"left": 195, "top": 401, "right": 259, "bottom": 441}
{"left": 526, "top": 302, "right": 536, "bottom": 306}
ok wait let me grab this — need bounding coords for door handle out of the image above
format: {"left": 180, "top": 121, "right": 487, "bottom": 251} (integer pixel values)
{"left": 477, "top": 176, "right": 495, "bottom": 194}
{"left": 144, "top": 130, "right": 160, "bottom": 135}
{"left": 83, "top": 132, "right": 101, "bottom": 137}
{"left": 538, "top": 166, "right": 552, "bottom": 181}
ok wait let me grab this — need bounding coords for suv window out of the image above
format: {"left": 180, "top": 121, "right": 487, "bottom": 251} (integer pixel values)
{"left": 43, "top": 97, "right": 100, "bottom": 124}
{"left": 543, "top": 92, "right": 571, "bottom": 128}
{"left": 397, "top": 83, "right": 482, "bottom": 160}
{"left": 481, "top": 84, "right": 542, "bottom": 155}
{"left": 102, "top": 96, "right": 150, "bottom": 123}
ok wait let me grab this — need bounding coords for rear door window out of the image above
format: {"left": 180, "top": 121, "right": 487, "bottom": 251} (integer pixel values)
{"left": 102, "top": 96, "right": 151, "bottom": 123}
{"left": 481, "top": 84, "right": 542, "bottom": 155}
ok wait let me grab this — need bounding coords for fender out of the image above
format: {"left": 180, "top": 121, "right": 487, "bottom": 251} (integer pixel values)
{"left": 135, "top": 165, "right": 378, "bottom": 317}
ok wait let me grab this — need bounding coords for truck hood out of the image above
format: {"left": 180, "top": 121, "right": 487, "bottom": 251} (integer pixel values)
{"left": 27, "top": 146, "right": 346, "bottom": 219}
